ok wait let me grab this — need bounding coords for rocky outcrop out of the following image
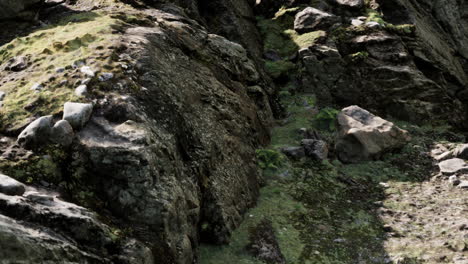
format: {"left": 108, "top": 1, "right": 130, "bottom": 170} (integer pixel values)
{"left": 0, "top": 173, "right": 153, "bottom": 263}
{"left": 294, "top": 7, "right": 340, "bottom": 33}
{"left": 298, "top": 1, "right": 468, "bottom": 127}
{"left": 335, "top": 106, "right": 410, "bottom": 163}
{"left": 57, "top": 7, "right": 274, "bottom": 264}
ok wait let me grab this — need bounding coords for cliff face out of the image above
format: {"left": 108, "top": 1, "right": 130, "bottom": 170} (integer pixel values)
{"left": 0, "top": 0, "right": 467, "bottom": 263}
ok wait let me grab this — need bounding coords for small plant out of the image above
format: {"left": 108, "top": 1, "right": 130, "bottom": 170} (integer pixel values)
{"left": 312, "top": 107, "right": 340, "bottom": 131}
{"left": 256, "top": 149, "right": 285, "bottom": 171}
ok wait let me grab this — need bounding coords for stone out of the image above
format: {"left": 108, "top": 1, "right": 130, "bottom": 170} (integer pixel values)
{"left": 0, "top": 183, "right": 153, "bottom": 262}
{"left": 281, "top": 146, "right": 306, "bottom": 160}
{"left": 50, "top": 120, "right": 74, "bottom": 146}
{"left": 17, "top": 116, "right": 53, "bottom": 149}
{"left": 74, "top": 84, "right": 88, "bottom": 96}
{"left": 55, "top": 67, "right": 65, "bottom": 73}
{"left": 330, "top": 0, "right": 364, "bottom": 9}
{"left": 458, "top": 181, "right": 468, "bottom": 189}
{"left": 98, "top": 72, "right": 114, "bottom": 82}
{"left": 301, "top": 139, "right": 328, "bottom": 160}
{"left": 63, "top": 102, "right": 93, "bottom": 130}
{"left": 453, "top": 144, "right": 468, "bottom": 159}
{"left": 0, "top": 91, "right": 5, "bottom": 101}
{"left": 448, "top": 175, "right": 461, "bottom": 186}
{"left": 0, "top": 174, "right": 25, "bottom": 196}
{"left": 365, "top": 21, "right": 381, "bottom": 28}
{"left": 438, "top": 158, "right": 468, "bottom": 175}
{"left": 6, "top": 56, "right": 28, "bottom": 71}
{"left": 294, "top": 7, "right": 340, "bottom": 33}
{"left": 351, "top": 19, "right": 364, "bottom": 26}
{"left": 81, "top": 78, "right": 92, "bottom": 85}
{"left": 80, "top": 66, "right": 95, "bottom": 77}
{"left": 335, "top": 106, "right": 410, "bottom": 163}
{"left": 30, "top": 83, "right": 43, "bottom": 92}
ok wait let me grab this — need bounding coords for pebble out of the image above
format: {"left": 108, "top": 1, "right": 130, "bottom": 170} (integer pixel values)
{"left": 75, "top": 85, "right": 88, "bottom": 96}
{"left": 80, "top": 66, "right": 95, "bottom": 77}
{"left": 30, "top": 83, "right": 44, "bottom": 92}
{"left": 98, "top": 72, "right": 114, "bottom": 82}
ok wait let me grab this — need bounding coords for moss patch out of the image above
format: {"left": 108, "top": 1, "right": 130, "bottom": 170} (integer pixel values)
{"left": 0, "top": 12, "right": 121, "bottom": 133}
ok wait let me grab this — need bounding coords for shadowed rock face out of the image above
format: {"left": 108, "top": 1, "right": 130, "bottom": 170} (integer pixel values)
{"left": 0, "top": 0, "right": 42, "bottom": 20}
{"left": 64, "top": 7, "right": 273, "bottom": 264}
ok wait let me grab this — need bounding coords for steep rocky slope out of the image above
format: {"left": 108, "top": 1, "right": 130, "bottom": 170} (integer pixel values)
{"left": 0, "top": 0, "right": 467, "bottom": 263}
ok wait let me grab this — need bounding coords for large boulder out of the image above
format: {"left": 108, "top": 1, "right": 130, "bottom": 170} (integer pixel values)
{"left": 0, "top": 173, "right": 25, "bottom": 196}
{"left": 294, "top": 7, "right": 340, "bottom": 33}
{"left": 63, "top": 102, "right": 93, "bottom": 130}
{"left": 335, "top": 106, "right": 410, "bottom": 163}
{"left": 17, "top": 115, "right": 53, "bottom": 149}
{"left": 0, "top": 0, "right": 42, "bottom": 20}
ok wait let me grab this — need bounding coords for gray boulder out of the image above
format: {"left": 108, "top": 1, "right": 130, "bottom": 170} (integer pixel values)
{"left": 438, "top": 158, "right": 468, "bottom": 175}
{"left": 63, "top": 102, "right": 93, "bottom": 129}
{"left": 75, "top": 84, "right": 88, "bottom": 97}
{"left": 335, "top": 106, "right": 410, "bottom": 163}
{"left": 17, "top": 115, "right": 53, "bottom": 149}
{"left": 294, "top": 7, "right": 340, "bottom": 33}
{"left": 0, "top": 91, "right": 5, "bottom": 101}
{"left": 0, "top": 174, "right": 25, "bottom": 196}
{"left": 301, "top": 139, "right": 328, "bottom": 160}
{"left": 0, "top": 0, "right": 42, "bottom": 20}
{"left": 50, "top": 120, "right": 74, "bottom": 146}
{"left": 281, "top": 146, "right": 306, "bottom": 160}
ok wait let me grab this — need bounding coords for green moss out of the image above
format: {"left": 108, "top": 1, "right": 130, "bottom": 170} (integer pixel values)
{"left": 287, "top": 30, "right": 326, "bottom": 49}
{"left": 366, "top": 9, "right": 385, "bottom": 25}
{"left": 257, "top": 17, "right": 298, "bottom": 57}
{"left": 349, "top": 51, "right": 369, "bottom": 62}
{"left": 0, "top": 12, "right": 121, "bottom": 132}
{"left": 199, "top": 181, "right": 305, "bottom": 264}
{"left": 264, "top": 60, "right": 296, "bottom": 79}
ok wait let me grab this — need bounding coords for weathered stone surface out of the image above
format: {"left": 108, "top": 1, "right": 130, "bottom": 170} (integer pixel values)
{"left": 0, "top": 173, "right": 25, "bottom": 196}
{"left": 438, "top": 158, "right": 468, "bottom": 175}
{"left": 63, "top": 102, "right": 93, "bottom": 130}
{"left": 335, "top": 106, "right": 410, "bottom": 163}
{"left": 294, "top": 7, "right": 340, "bottom": 33}
{"left": 50, "top": 120, "right": 74, "bottom": 146}
{"left": 66, "top": 9, "right": 274, "bottom": 263}
{"left": 17, "top": 115, "right": 53, "bottom": 149}
{"left": 281, "top": 146, "right": 306, "bottom": 159}
{"left": 0, "top": 0, "right": 42, "bottom": 20}
{"left": 75, "top": 84, "right": 88, "bottom": 96}
{"left": 301, "top": 139, "right": 328, "bottom": 160}
{"left": 0, "top": 182, "right": 153, "bottom": 263}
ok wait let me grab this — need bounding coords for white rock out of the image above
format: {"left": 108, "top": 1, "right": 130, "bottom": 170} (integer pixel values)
{"left": 80, "top": 66, "right": 95, "bottom": 77}
{"left": 17, "top": 116, "right": 53, "bottom": 148}
{"left": 365, "top": 21, "right": 382, "bottom": 28}
{"left": 0, "top": 173, "right": 25, "bottom": 196}
{"left": 335, "top": 105, "right": 410, "bottom": 163}
{"left": 50, "top": 120, "right": 74, "bottom": 146}
{"left": 0, "top": 91, "right": 5, "bottom": 101}
{"left": 75, "top": 85, "right": 88, "bottom": 97}
{"left": 458, "top": 181, "right": 468, "bottom": 189}
{"left": 63, "top": 102, "right": 93, "bottom": 129}
{"left": 438, "top": 158, "right": 468, "bottom": 175}
{"left": 351, "top": 19, "right": 364, "bottom": 26}
{"left": 30, "top": 83, "right": 43, "bottom": 91}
